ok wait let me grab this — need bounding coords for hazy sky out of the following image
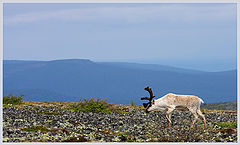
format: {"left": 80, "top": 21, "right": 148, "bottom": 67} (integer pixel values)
{"left": 3, "top": 3, "right": 237, "bottom": 71}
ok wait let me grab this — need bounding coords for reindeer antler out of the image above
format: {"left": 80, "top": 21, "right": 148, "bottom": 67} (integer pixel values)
{"left": 141, "top": 86, "right": 155, "bottom": 108}
{"left": 140, "top": 97, "right": 151, "bottom": 100}
{"left": 144, "top": 86, "right": 153, "bottom": 97}
{"left": 141, "top": 86, "right": 155, "bottom": 101}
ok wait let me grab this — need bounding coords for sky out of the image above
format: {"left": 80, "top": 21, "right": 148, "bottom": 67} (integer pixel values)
{"left": 3, "top": 3, "right": 237, "bottom": 72}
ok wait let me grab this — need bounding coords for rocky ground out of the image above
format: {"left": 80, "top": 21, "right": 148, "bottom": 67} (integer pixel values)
{"left": 3, "top": 101, "right": 238, "bottom": 142}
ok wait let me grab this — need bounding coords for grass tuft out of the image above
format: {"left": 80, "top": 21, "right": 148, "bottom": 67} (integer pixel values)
{"left": 130, "top": 100, "right": 136, "bottom": 106}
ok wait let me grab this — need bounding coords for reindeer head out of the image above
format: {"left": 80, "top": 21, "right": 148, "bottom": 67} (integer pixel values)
{"left": 141, "top": 86, "right": 155, "bottom": 113}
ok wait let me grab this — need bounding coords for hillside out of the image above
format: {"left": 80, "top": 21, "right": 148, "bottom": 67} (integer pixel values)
{"left": 3, "top": 59, "right": 237, "bottom": 104}
{"left": 3, "top": 101, "right": 237, "bottom": 142}
{"left": 201, "top": 101, "right": 237, "bottom": 111}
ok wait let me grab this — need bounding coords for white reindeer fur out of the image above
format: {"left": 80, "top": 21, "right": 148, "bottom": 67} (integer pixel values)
{"left": 147, "top": 93, "right": 206, "bottom": 128}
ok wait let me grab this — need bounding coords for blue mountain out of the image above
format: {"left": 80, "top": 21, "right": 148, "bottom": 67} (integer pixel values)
{"left": 3, "top": 59, "right": 237, "bottom": 104}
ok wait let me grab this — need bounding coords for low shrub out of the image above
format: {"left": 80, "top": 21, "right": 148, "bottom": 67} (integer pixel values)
{"left": 3, "top": 94, "right": 23, "bottom": 105}
{"left": 69, "top": 98, "right": 128, "bottom": 114}
{"left": 70, "top": 98, "right": 110, "bottom": 113}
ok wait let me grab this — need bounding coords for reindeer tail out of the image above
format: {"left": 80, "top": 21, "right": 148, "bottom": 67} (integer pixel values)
{"left": 200, "top": 98, "right": 204, "bottom": 104}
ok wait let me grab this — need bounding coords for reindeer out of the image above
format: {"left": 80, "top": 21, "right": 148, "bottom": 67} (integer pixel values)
{"left": 141, "top": 86, "right": 206, "bottom": 128}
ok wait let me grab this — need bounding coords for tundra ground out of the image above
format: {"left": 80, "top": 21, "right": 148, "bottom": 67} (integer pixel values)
{"left": 3, "top": 101, "right": 237, "bottom": 142}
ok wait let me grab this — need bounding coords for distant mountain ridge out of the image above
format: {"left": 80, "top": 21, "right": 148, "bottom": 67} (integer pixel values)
{"left": 98, "top": 62, "right": 207, "bottom": 74}
{"left": 3, "top": 59, "right": 237, "bottom": 104}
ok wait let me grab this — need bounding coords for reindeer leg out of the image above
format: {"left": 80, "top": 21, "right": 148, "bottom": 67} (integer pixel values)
{"left": 164, "top": 114, "right": 171, "bottom": 128}
{"left": 189, "top": 109, "right": 198, "bottom": 128}
{"left": 165, "top": 107, "right": 175, "bottom": 128}
{"left": 197, "top": 110, "right": 206, "bottom": 129}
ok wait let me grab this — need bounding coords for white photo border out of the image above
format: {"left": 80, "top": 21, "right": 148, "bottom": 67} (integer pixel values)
{"left": 0, "top": 1, "right": 239, "bottom": 145}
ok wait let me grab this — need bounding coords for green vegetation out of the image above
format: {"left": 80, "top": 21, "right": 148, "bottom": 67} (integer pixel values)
{"left": 69, "top": 98, "right": 128, "bottom": 114}
{"left": 115, "top": 132, "right": 130, "bottom": 136}
{"left": 110, "top": 109, "right": 129, "bottom": 114}
{"left": 130, "top": 100, "right": 136, "bottom": 106}
{"left": 22, "top": 125, "right": 50, "bottom": 132}
{"left": 69, "top": 98, "right": 110, "bottom": 113}
{"left": 3, "top": 94, "right": 23, "bottom": 105}
{"left": 217, "top": 122, "right": 237, "bottom": 128}
{"left": 22, "top": 125, "right": 70, "bottom": 135}
{"left": 3, "top": 104, "right": 10, "bottom": 108}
